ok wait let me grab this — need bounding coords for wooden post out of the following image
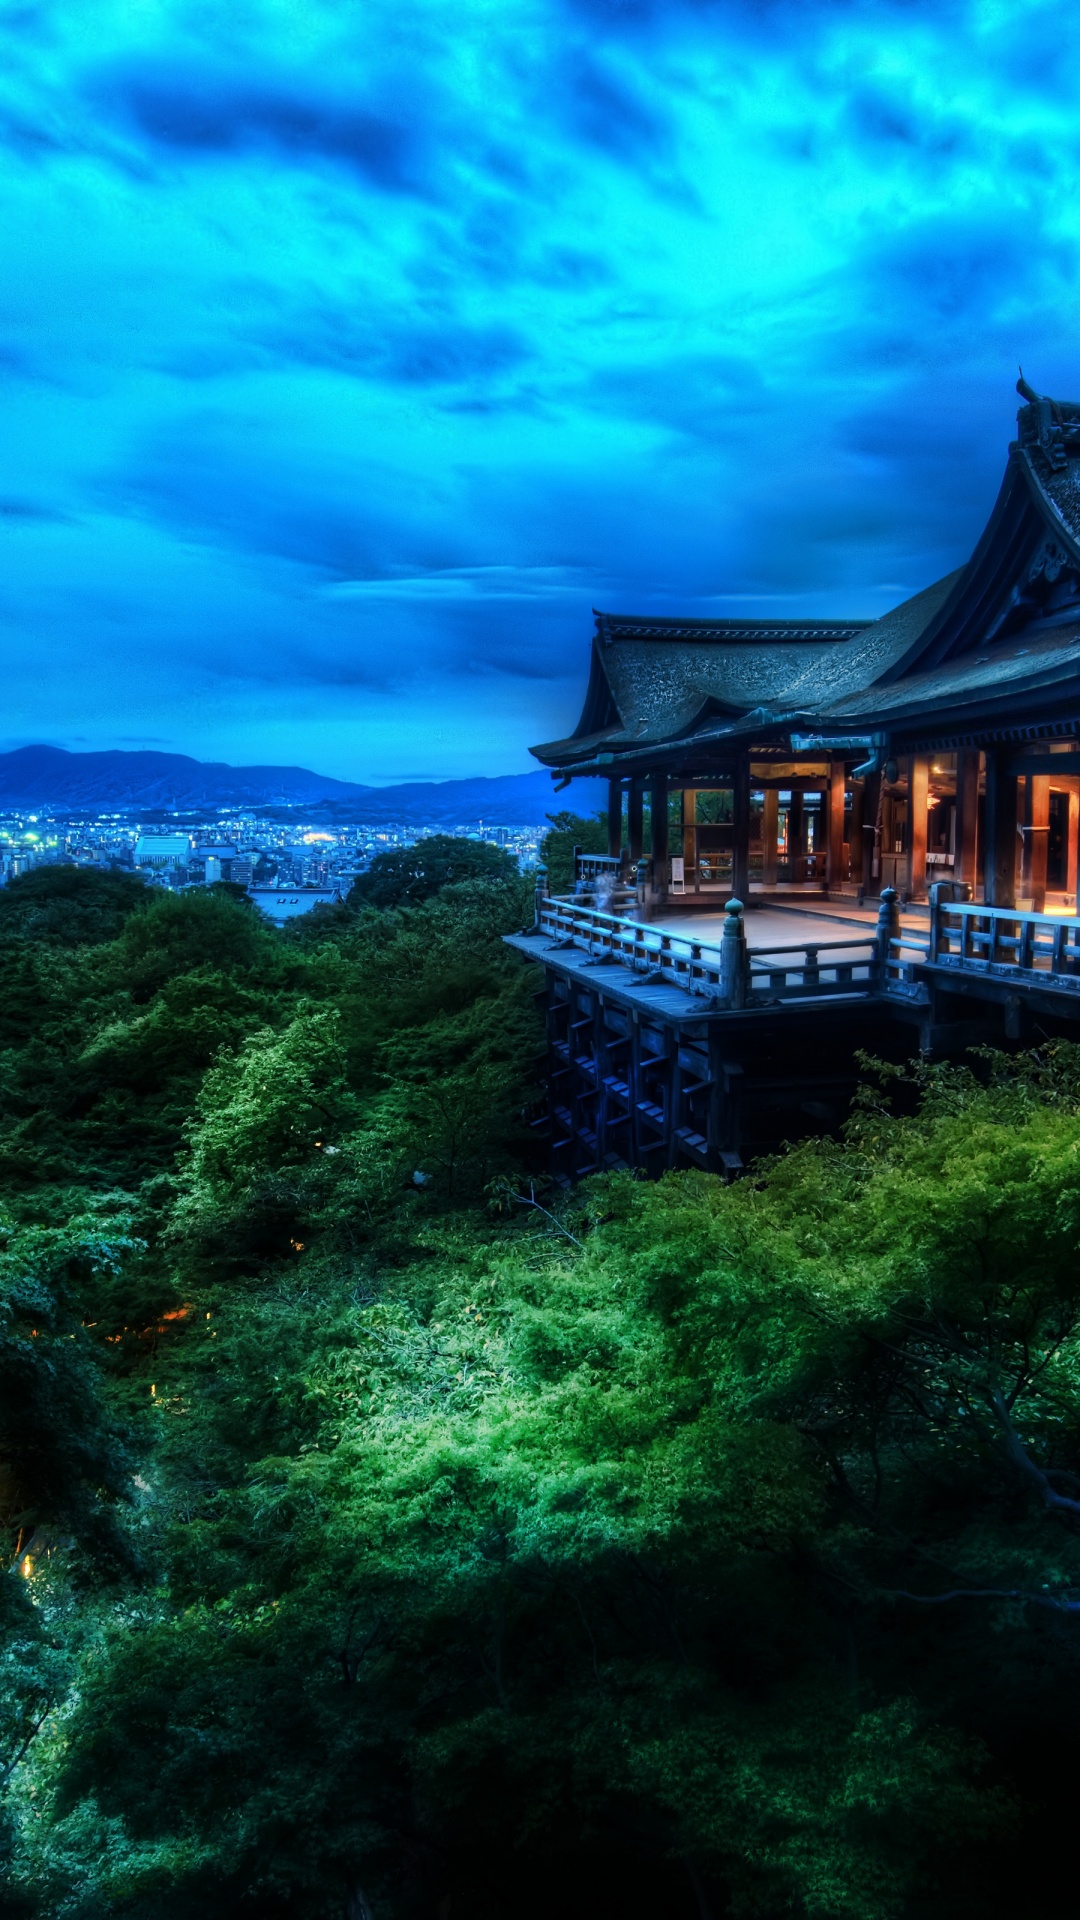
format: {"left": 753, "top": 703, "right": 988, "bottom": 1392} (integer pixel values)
{"left": 955, "top": 749, "right": 979, "bottom": 893}
{"left": 627, "top": 777, "right": 644, "bottom": 865}
{"left": 683, "top": 788, "right": 698, "bottom": 892}
{"left": 720, "top": 897, "right": 749, "bottom": 1008}
{"left": 787, "top": 791, "right": 804, "bottom": 883}
{"left": 983, "top": 748, "right": 1018, "bottom": 908}
{"left": 1029, "top": 775, "right": 1050, "bottom": 913}
{"left": 848, "top": 780, "right": 864, "bottom": 888}
{"left": 762, "top": 788, "right": 779, "bottom": 889}
{"left": 1068, "top": 789, "right": 1080, "bottom": 906}
{"left": 863, "top": 768, "right": 883, "bottom": 890}
{"left": 732, "top": 753, "right": 751, "bottom": 901}
{"left": 908, "top": 754, "right": 928, "bottom": 900}
{"left": 874, "top": 886, "right": 901, "bottom": 980}
{"left": 606, "top": 779, "right": 622, "bottom": 860}
{"left": 826, "top": 758, "right": 846, "bottom": 892}
{"left": 649, "top": 771, "right": 668, "bottom": 896}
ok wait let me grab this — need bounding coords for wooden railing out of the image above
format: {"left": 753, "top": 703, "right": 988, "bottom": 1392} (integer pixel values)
{"left": 532, "top": 883, "right": 1080, "bottom": 1013}
{"left": 575, "top": 852, "right": 624, "bottom": 883}
{"left": 536, "top": 895, "right": 878, "bottom": 1007}
{"left": 926, "top": 902, "right": 1080, "bottom": 987}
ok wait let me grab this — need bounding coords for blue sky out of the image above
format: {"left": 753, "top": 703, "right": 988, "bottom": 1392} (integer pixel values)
{"left": 1, "top": 0, "right": 1078, "bottom": 782}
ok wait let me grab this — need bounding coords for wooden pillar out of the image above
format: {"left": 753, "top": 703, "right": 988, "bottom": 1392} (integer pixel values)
{"left": 826, "top": 758, "right": 846, "bottom": 891}
{"left": 683, "top": 788, "right": 698, "bottom": 892}
{"left": 1030, "top": 775, "right": 1050, "bottom": 914}
{"left": 732, "top": 753, "right": 750, "bottom": 900}
{"left": 762, "top": 788, "right": 779, "bottom": 889}
{"left": 863, "top": 768, "right": 882, "bottom": 888}
{"left": 908, "top": 754, "right": 928, "bottom": 900}
{"left": 983, "top": 748, "right": 1018, "bottom": 908}
{"left": 848, "top": 780, "right": 864, "bottom": 887}
{"left": 649, "top": 771, "right": 669, "bottom": 886}
{"left": 955, "top": 749, "right": 979, "bottom": 892}
{"left": 787, "top": 791, "right": 805, "bottom": 883}
{"left": 606, "top": 779, "right": 623, "bottom": 860}
{"left": 1068, "top": 789, "right": 1080, "bottom": 905}
{"left": 627, "top": 777, "right": 644, "bottom": 865}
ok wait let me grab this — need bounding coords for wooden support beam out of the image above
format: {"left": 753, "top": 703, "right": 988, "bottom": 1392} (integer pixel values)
{"left": 826, "top": 758, "right": 846, "bottom": 891}
{"left": 908, "top": 754, "right": 928, "bottom": 901}
{"left": 607, "top": 779, "right": 623, "bottom": 860}
{"left": 627, "top": 777, "right": 644, "bottom": 865}
{"left": 955, "top": 748, "right": 979, "bottom": 892}
{"left": 1069, "top": 790, "right": 1080, "bottom": 905}
{"left": 984, "top": 748, "right": 1018, "bottom": 908}
{"left": 1029, "top": 775, "right": 1050, "bottom": 913}
{"left": 649, "top": 771, "right": 669, "bottom": 890}
{"left": 732, "top": 753, "right": 750, "bottom": 899}
{"left": 787, "top": 791, "right": 804, "bottom": 880}
{"left": 683, "top": 788, "right": 698, "bottom": 892}
{"left": 762, "top": 787, "right": 779, "bottom": 888}
{"left": 848, "top": 780, "right": 864, "bottom": 887}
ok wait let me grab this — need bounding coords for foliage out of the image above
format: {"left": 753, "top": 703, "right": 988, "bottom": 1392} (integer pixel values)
{"left": 0, "top": 866, "right": 150, "bottom": 949}
{"left": 5, "top": 861, "right": 1080, "bottom": 1916}
{"left": 538, "top": 808, "right": 608, "bottom": 893}
{"left": 348, "top": 833, "right": 519, "bottom": 909}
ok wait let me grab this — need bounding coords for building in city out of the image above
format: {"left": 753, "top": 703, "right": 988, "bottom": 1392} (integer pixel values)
{"left": 134, "top": 832, "right": 192, "bottom": 870}
{"left": 249, "top": 887, "right": 343, "bottom": 925}
{"left": 532, "top": 381, "right": 1080, "bottom": 913}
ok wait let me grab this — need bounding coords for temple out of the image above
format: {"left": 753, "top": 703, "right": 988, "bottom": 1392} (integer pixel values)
{"left": 508, "top": 385, "right": 1080, "bottom": 1180}
{"left": 531, "top": 384, "right": 1080, "bottom": 912}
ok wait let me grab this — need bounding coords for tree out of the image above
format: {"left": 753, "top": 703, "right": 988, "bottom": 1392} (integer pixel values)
{"left": 0, "top": 866, "right": 150, "bottom": 948}
{"left": 348, "top": 835, "right": 518, "bottom": 910}
{"left": 539, "top": 809, "right": 608, "bottom": 894}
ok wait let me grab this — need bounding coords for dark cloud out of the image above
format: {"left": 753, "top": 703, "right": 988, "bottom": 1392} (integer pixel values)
{"left": 560, "top": 51, "right": 672, "bottom": 162}
{"left": 0, "top": 497, "right": 73, "bottom": 521}
{"left": 97, "top": 62, "right": 430, "bottom": 196}
{"left": 259, "top": 303, "right": 532, "bottom": 387}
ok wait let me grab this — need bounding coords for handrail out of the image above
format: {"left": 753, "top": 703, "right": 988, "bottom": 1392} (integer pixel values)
{"left": 927, "top": 900, "right": 1080, "bottom": 984}
{"left": 536, "top": 896, "right": 878, "bottom": 1007}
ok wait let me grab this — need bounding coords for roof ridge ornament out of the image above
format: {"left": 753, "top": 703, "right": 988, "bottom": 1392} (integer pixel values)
{"left": 1016, "top": 370, "right": 1080, "bottom": 473}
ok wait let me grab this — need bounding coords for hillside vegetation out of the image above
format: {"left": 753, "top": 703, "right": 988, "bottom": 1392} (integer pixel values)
{"left": 2, "top": 856, "right": 1080, "bottom": 1918}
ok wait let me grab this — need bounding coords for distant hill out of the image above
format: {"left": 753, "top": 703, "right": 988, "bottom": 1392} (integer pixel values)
{"left": 0, "top": 746, "right": 605, "bottom": 825}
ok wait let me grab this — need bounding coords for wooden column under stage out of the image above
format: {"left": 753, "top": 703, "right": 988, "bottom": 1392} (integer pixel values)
{"left": 762, "top": 788, "right": 779, "bottom": 888}
{"left": 826, "top": 758, "right": 846, "bottom": 891}
{"left": 908, "top": 754, "right": 928, "bottom": 900}
{"left": 649, "top": 771, "right": 669, "bottom": 891}
{"left": 627, "top": 777, "right": 644, "bottom": 865}
{"left": 683, "top": 788, "right": 698, "bottom": 891}
{"left": 984, "top": 748, "right": 1018, "bottom": 908}
{"left": 607, "top": 778, "right": 623, "bottom": 860}
{"left": 732, "top": 753, "right": 751, "bottom": 900}
{"left": 955, "top": 749, "right": 979, "bottom": 892}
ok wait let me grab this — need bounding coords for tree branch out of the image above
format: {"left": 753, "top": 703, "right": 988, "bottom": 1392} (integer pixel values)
{"left": 987, "top": 1389, "right": 1080, "bottom": 1517}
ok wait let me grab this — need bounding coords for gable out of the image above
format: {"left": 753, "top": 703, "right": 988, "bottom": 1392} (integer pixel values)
{"left": 878, "top": 410, "right": 1080, "bottom": 686}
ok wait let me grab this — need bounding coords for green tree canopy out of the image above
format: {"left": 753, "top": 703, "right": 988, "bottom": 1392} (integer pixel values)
{"left": 348, "top": 833, "right": 518, "bottom": 909}
{"left": 0, "top": 866, "right": 150, "bottom": 948}
{"left": 7, "top": 859, "right": 1080, "bottom": 1920}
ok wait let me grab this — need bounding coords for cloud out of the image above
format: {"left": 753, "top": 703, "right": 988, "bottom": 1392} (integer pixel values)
{"left": 97, "top": 61, "right": 430, "bottom": 195}
{"left": 1, "top": 0, "right": 1079, "bottom": 778}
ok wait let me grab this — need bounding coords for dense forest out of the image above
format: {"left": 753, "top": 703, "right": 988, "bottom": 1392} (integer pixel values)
{"left": 3, "top": 831, "right": 1080, "bottom": 1919}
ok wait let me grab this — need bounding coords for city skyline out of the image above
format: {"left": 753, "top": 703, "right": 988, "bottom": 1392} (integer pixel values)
{"left": 3, "top": 1, "right": 1079, "bottom": 781}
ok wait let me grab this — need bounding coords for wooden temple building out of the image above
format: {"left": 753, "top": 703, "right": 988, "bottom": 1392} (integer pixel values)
{"left": 532, "top": 383, "right": 1080, "bottom": 913}
{"left": 508, "top": 384, "right": 1080, "bottom": 1180}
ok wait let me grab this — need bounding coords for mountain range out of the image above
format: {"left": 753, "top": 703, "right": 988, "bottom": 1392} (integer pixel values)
{"left": 0, "top": 746, "right": 604, "bottom": 826}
